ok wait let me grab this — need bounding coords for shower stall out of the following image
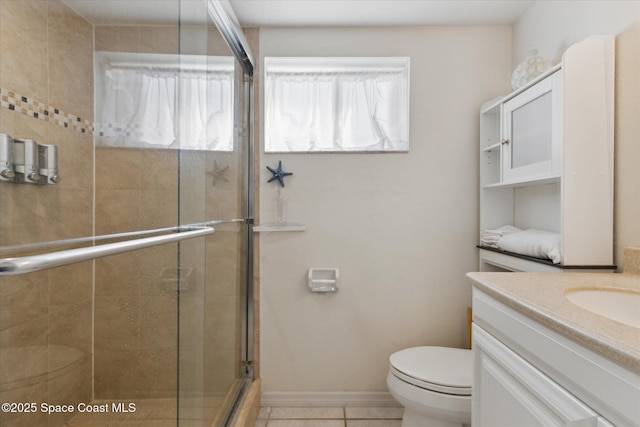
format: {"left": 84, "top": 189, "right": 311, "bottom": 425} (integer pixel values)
{"left": 0, "top": 0, "right": 255, "bottom": 426}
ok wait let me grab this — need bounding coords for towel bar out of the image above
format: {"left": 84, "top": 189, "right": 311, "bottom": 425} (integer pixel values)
{"left": 0, "top": 226, "right": 215, "bottom": 276}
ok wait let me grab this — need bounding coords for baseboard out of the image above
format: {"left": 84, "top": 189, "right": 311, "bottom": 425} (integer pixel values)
{"left": 260, "top": 391, "right": 400, "bottom": 407}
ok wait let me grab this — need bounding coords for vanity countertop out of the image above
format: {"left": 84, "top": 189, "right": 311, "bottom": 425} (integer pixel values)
{"left": 466, "top": 271, "right": 640, "bottom": 371}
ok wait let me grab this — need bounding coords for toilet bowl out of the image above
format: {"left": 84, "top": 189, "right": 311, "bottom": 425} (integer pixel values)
{"left": 387, "top": 346, "right": 472, "bottom": 427}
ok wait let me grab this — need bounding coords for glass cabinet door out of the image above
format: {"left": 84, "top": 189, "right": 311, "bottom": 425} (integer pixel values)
{"left": 502, "top": 72, "right": 561, "bottom": 182}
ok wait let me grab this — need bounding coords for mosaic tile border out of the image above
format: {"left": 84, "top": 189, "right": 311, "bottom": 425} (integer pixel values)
{"left": 0, "top": 87, "right": 93, "bottom": 134}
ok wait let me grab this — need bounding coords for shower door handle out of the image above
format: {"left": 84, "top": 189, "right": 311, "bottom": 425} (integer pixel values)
{"left": 0, "top": 226, "right": 215, "bottom": 276}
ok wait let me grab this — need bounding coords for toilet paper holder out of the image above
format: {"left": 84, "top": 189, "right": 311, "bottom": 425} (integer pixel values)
{"left": 308, "top": 268, "right": 339, "bottom": 293}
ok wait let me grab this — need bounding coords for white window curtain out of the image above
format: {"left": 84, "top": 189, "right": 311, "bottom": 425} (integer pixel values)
{"left": 265, "top": 57, "right": 410, "bottom": 152}
{"left": 95, "top": 52, "right": 234, "bottom": 151}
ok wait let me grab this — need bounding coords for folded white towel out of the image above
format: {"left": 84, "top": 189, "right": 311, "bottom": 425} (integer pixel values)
{"left": 480, "top": 225, "right": 522, "bottom": 247}
{"left": 497, "top": 229, "right": 562, "bottom": 264}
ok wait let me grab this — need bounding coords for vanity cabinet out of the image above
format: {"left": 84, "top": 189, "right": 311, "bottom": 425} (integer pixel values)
{"left": 474, "top": 325, "right": 600, "bottom": 426}
{"left": 472, "top": 287, "right": 640, "bottom": 427}
{"left": 478, "top": 35, "right": 615, "bottom": 272}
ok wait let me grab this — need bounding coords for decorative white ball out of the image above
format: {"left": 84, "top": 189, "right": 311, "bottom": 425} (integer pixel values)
{"left": 511, "top": 50, "right": 553, "bottom": 90}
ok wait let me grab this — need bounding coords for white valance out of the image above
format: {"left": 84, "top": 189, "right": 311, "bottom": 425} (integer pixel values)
{"left": 265, "top": 57, "right": 410, "bottom": 153}
{"left": 94, "top": 52, "right": 235, "bottom": 151}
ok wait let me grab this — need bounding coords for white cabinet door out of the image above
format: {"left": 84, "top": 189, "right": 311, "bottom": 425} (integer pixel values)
{"left": 473, "top": 324, "right": 599, "bottom": 427}
{"left": 502, "top": 71, "right": 562, "bottom": 183}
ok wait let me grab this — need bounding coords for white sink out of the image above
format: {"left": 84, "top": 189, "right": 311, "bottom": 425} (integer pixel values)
{"left": 565, "top": 288, "right": 640, "bottom": 328}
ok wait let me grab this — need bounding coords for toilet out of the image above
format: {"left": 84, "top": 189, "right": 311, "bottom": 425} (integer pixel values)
{"left": 387, "top": 346, "right": 472, "bottom": 427}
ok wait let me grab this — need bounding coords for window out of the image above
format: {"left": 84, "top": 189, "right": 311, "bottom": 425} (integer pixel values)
{"left": 95, "top": 52, "right": 234, "bottom": 151}
{"left": 265, "top": 57, "right": 410, "bottom": 153}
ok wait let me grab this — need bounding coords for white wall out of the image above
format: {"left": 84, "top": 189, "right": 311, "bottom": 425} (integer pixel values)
{"left": 258, "top": 26, "right": 511, "bottom": 395}
{"left": 513, "top": 1, "right": 640, "bottom": 269}
{"left": 255, "top": 0, "right": 640, "bottom": 400}
{"left": 513, "top": 0, "right": 639, "bottom": 63}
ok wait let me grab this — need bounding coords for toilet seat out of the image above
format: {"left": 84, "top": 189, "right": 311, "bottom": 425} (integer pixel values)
{"left": 389, "top": 346, "right": 472, "bottom": 396}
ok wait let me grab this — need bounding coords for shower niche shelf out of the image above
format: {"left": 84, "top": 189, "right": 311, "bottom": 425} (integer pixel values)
{"left": 253, "top": 222, "right": 307, "bottom": 232}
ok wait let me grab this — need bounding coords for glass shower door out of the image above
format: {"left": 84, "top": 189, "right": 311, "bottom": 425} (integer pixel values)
{"left": 176, "top": 1, "right": 253, "bottom": 425}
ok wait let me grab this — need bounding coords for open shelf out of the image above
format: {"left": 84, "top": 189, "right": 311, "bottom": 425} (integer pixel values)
{"left": 482, "top": 142, "right": 502, "bottom": 153}
{"left": 477, "top": 245, "right": 615, "bottom": 270}
{"left": 482, "top": 175, "right": 560, "bottom": 189}
{"left": 253, "top": 222, "right": 307, "bottom": 232}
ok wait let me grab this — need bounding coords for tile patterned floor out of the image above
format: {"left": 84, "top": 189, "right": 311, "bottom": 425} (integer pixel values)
{"left": 255, "top": 406, "right": 404, "bottom": 427}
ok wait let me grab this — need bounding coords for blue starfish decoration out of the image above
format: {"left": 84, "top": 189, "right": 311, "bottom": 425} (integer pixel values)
{"left": 266, "top": 160, "right": 293, "bottom": 187}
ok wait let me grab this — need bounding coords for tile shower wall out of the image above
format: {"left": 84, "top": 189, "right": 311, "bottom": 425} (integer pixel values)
{"left": 92, "top": 26, "right": 181, "bottom": 399}
{"left": 92, "top": 151, "right": 180, "bottom": 399}
{"left": 0, "top": 1, "right": 93, "bottom": 426}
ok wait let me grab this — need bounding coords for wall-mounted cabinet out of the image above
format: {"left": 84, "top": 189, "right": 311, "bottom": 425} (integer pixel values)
{"left": 502, "top": 70, "right": 562, "bottom": 183}
{"left": 478, "top": 36, "right": 615, "bottom": 272}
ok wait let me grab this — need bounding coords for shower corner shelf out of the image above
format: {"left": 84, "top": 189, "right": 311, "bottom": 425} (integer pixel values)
{"left": 253, "top": 222, "right": 307, "bottom": 232}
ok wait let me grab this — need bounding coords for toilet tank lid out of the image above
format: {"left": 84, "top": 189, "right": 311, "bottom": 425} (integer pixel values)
{"left": 389, "top": 346, "right": 472, "bottom": 388}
